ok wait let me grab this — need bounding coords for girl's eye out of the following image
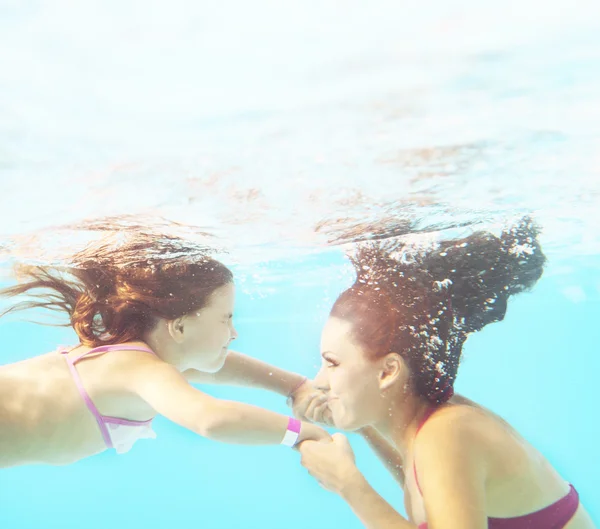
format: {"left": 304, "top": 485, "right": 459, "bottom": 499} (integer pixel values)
{"left": 325, "top": 359, "right": 338, "bottom": 368}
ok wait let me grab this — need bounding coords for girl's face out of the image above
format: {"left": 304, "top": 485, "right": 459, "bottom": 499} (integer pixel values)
{"left": 179, "top": 282, "right": 238, "bottom": 372}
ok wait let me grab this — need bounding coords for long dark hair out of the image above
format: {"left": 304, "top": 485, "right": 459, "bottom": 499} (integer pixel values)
{"left": 331, "top": 217, "right": 546, "bottom": 404}
{"left": 0, "top": 232, "right": 233, "bottom": 346}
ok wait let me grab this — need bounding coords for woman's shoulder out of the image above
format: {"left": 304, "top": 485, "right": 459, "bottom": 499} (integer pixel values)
{"left": 415, "top": 399, "right": 522, "bottom": 467}
{"left": 421, "top": 403, "right": 482, "bottom": 434}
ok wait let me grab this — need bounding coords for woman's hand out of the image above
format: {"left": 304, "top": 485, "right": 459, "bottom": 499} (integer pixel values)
{"left": 298, "top": 433, "right": 361, "bottom": 495}
{"left": 288, "top": 380, "right": 334, "bottom": 426}
{"left": 297, "top": 421, "right": 332, "bottom": 444}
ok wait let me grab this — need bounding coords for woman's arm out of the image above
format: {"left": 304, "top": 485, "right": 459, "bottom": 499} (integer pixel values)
{"left": 299, "top": 418, "right": 489, "bottom": 529}
{"left": 299, "top": 434, "right": 416, "bottom": 529}
{"left": 183, "top": 350, "right": 306, "bottom": 397}
{"left": 127, "top": 354, "right": 327, "bottom": 445}
{"left": 340, "top": 451, "right": 486, "bottom": 529}
{"left": 291, "top": 387, "right": 405, "bottom": 488}
{"left": 359, "top": 426, "right": 406, "bottom": 487}
{"left": 341, "top": 471, "right": 416, "bottom": 529}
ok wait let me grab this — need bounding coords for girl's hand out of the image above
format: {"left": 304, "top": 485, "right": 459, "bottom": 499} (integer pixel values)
{"left": 298, "top": 433, "right": 360, "bottom": 495}
{"left": 288, "top": 380, "right": 334, "bottom": 426}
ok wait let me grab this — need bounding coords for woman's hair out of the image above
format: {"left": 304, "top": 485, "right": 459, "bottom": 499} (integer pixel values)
{"left": 0, "top": 232, "right": 233, "bottom": 346}
{"left": 330, "top": 217, "right": 546, "bottom": 404}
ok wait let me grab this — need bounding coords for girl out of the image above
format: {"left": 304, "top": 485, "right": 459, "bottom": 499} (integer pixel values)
{"left": 0, "top": 232, "right": 328, "bottom": 468}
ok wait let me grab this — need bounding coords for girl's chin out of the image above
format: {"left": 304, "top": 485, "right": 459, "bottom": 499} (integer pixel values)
{"left": 211, "top": 347, "right": 229, "bottom": 370}
{"left": 195, "top": 348, "right": 228, "bottom": 373}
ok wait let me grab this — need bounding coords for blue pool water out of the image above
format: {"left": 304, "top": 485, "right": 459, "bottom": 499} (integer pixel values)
{"left": 1, "top": 253, "right": 598, "bottom": 528}
{"left": 1, "top": 1, "right": 600, "bottom": 527}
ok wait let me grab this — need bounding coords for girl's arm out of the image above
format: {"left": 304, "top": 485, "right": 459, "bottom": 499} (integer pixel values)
{"left": 183, "top": 350, "right": 306, "bottom": 397}
{"left": 128, "top": 355, "right": 328, "bottom": 445}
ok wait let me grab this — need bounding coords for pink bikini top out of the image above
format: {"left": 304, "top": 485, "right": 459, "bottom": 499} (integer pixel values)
{"left": 414, "top": 407, "right": 579, "bottom": 529}
{"left": 60, "top": 344, "right": 157, "bottom": 454}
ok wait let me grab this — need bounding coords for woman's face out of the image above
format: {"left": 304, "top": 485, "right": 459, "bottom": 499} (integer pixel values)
{"left": 314, "top": 316, "right": 390, "bottom": 431}
{"left": 180, "top": 282, "right": 238, "bottom": 372}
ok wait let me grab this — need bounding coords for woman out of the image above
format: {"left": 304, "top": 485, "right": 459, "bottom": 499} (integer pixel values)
{"left": 292, "top": 218, "right": 595, "bottom": 529}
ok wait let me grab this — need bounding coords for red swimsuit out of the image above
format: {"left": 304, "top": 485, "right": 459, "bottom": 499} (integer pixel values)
{"left": 413, "top": 407, "right": 579, "bottom": 529}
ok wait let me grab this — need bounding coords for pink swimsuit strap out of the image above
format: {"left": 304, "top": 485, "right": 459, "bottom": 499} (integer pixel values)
{"left": 60, "top": 344, "right": 157, "bottom": 449}
{"left": 413, "top": 407, "right": 579, "bottom": 529}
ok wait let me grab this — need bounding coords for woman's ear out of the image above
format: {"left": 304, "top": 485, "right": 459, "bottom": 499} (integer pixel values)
{"left": 167, "top": 317, "right": 185, "bottom": 344}
{"left": 378, "top": 353, "right": 406, "bottom": 391}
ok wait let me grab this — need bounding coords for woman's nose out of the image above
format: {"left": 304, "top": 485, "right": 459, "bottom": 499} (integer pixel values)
{"left": 313, "top": 365, "right": 330, "bottom": 391}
